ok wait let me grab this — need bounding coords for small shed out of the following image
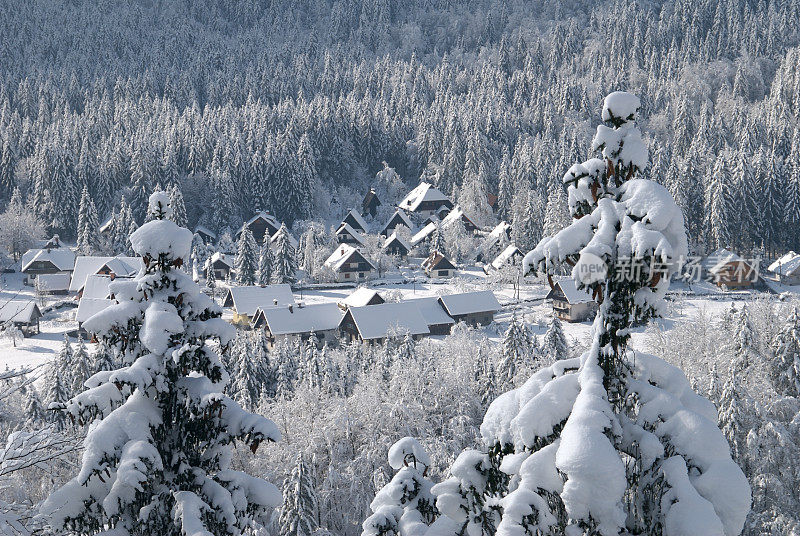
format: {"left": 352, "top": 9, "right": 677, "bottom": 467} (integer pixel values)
{"left": 222, "top": 284, "right": 295, "bottom": 326}
{"left": 253, "top": 302, "right": 343, "bottom": 348}
{"left": 438, "top": 291, "right": 501, "bottom": 327}
{"left": 406, "top": 297, "right": 455, "bottom": 335}
{"left": 342, "top": 209, "right": 369, "bottom": 234}
{"left": 380, "top": 210, "right": 413, "bottom": 237}
{"left": 383, "top": 233, "right": 411, "bottom": 259}
{"left": 339, "top": 302, "right": 430, "bottom": 344}
{"left": 362, "top": 189, "right": 382, "bottom": 218}
{"left": 335, "top": 223, "right": 366, "bottom": 246}
{"left": 0, "top": 300, "right": 42, "bottom": 335}
{"left": 422, "top": 251, "right": 456, "bottom": 279}
{"left": 324, "top": 245, "right": 375, "bottom": 282}
{"left": 547, "top": 279, "right": 597, "bottom": 322}
{"left": 339, "top": 287, "right": 385, "bottom": 310}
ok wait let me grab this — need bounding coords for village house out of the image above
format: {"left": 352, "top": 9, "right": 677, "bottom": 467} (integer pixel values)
{"left": 410, "top": 222, "right": 438, "bottom": 249}
{"left": 335, "top": 222, "right": 367, "bottom": 246}
{"left": 237, "top": 211, "right": 281, "bottom": 243}
{"left": 476, "top": 221, "right": 512, "bottom": 262}
{"left": 341, "top": 209, "right": 369, "bottom": 234}
{"left": 380, "top": 210, "right": 413, "bottom": 237}
{"left": 362, "top": 188, "right": 382, "bottom": 218}
{"left": 485, "top": 244, "right": 524, "bottom": 273}
{"left": 204, "top": 252, "right": 234, "bottom": 281}
{"left": 35, "top": 273, "right": 72, "bottom": 295}
{"left": 406, "top": 297, "right": 455, "bottom": 335}
{"left": 21, "top": 247, "right": 76, "bottom": 285}
{"left": 382, "top": 233, "right": 411, "bottom": 259}
{"left": 338, "top": 302, "right": 430, "bottom": 344}
{"left": 441, "top": 205, "right": 477, "bottom": 233}
{"left": 324, "top": 244, "right": 375, "bottom": 282}
{"left": 76, "top": 298, "right": 113, "bottom": 338}
{"left": 398, "top": 182, "right": 454, "bottom": 218}
{"left": 706, "top": 249, "right": 756, "bottom": 290}
{"left": 252, "top": 302, "right": 343, "bottom": 348}
{"left": 0, "top": 300, "right": 42, "bottom": 336}
{"left": 768, "top": 252, "right": 800, "bottom": 285}
{"left": 547, "top": 278, "right": 598, "bottom": 322}
{"left": 422, "top": 251, "right": 456, "bottom": 278}
{"left": 69, "top": 256, "right": 143, "bottom": 296}
{"left": 222, "top": 284, "right": 295, "bottom": 326}
{"left": 438, "top": 290, "right": 501, "bottom": 326}
{"left": 98, "top": 217, "right": 114, "bottom": 238}
{"left": 338, "top": 287, "right": 385, "bottom": 310}
{"left": 194, "top": 225, "right": 217, "bottom": 245}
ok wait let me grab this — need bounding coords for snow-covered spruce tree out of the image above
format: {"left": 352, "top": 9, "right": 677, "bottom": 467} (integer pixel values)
{"left": 728, "top": 304, "right": 759, "bottom": 371}
{"left": 90, "top": 339, "right": 116, "bottom": 374}
{"left": 280, "top": 454, "right": 319, "bottom": 536}
{"left": 362, "top": 438, "right": 438, "bottom": 536}
{"left": 467, "top": 93, "right": 750, "bottom": 536}
{"left": 229, "top": 332, "right": 270, "bottom": 411}
{"left": 541, "top": 314, "right": 569, "bottom": 363}
{"left": 769, "top": 307, "right": 800, "bottom": 397}
{"left": 235, "top": 226, "right": 259, "bottom": 286}
{"left": 70, "top": 334, "right": 91, "bottom": 395}
{"left": 167, "top": 183, "right": 187, "bottom": 228}
{"left": 257, "top": 238, "right": 274, "bottom": 286}
{"left": 43, "top": 341, "right": 70, "bottom": 431}
{"left": 497, "top": 313, "right": 531, "bottom": 387}
{"left": 273, "top": 223, "right": 297, "bottom": 284}
{"left": 77, "top": 184, "right": 101, "bottom": 255}
{"left": 41, "top": 191, "right": 281, "bottom": 535}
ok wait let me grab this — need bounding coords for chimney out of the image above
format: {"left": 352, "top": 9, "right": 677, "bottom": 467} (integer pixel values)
{"left": 288, "top": 304, "right": 294, "bottom": 313}
{"left": 110, "top": 273, "right": 116, "bottom": 281}
{"left": 273, "top": 299, "right": 278, "bottom": 306}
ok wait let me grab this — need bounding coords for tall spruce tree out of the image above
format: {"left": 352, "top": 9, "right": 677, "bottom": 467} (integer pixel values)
{"left": 541, "top": 314, "right": 569, "bottom": 362}
{"left": 77, "top": 184, "right": 100, "bottom": 255}
{"left": 280, "top": 455, "right": 319, "bottom": 536}
{"left": 273, "top": 224, "right": 297, "bottom": 284}
{"left": 497, "top": 313, "right": 531, "bottom": 387}
{"left": 234, "top": 226, "right": 259, "bottom": 286}
{"left": 770, "top": 308, "right": 800, "bottom": 398}
{"left": 258, "top": 238, "right": 275, "bottom": 286}
{"left": 42, "top": 191, "right": 281, "bottom": 535}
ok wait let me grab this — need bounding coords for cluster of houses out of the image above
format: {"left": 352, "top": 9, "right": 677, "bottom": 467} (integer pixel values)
{"left": 224, "top": 284, "right": 502, "bottom": 347}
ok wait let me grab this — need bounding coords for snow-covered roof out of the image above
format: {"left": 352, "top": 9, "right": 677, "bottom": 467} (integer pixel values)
{"left": 422, "top": 250, "right": 455, "bottom": 271}
{"left": 69, "top": 256, "right": 143, "bottom": 293}
{"left": 411, "top": 222, "right": 437, "bottom": 246}
{"left": 406, "top": 297, "right": 454, "bottom": 327}
{"left": 36, "top": 272, "right": 72, "bottom": 291}
{"left": 98, "top": 216, "right": 114, "bottom": 234}
{"left": 324, "top": 245, "right": 374, "bottom": 272}
{"left": 21, "top": 248, "right": 76, "bottom": 273}
{"left": 439, "top": 291, "right": 501, "bottom": 316}
{"left": 345, "top": 302, "right": 430, "bottom": 340}
{"left": 552, "top": 278, "right": 594, "bottom": 304}
{"left": 383, "top": 233, "right": 411, "bottom": 253}
{"left": 242, "top": 211, "right": 280, "bottom": 231}
{"left": 0, "top": 300, "right": 41, "bottom": 323}
{"left": 194, "top": 225, "right": 216, "bottom": 239}
{"left": 708, "top": 250, "right": 747, "bottom": 274}
{"left": 768, "top": 251, "right": 800, "bottom": 276}
{"left": 488, "top": 221, "right": 511, "bottom": 240}
{"left": 341, "top": 287, "right": 384, "bottom": 308}
{"left": 490, "top": 244, "right": 522, "bottom": 270}
{"left": 343, "top": 209, "right": 369, "bottom": 232}
{"left": 259, "top": 303, "right": 343, "bottom": 335}
{"left": 82, "top": 274, "right": 114, "bottom": 299}
{"left": 335, "top": 223, "right": 366, "bottom": 246}
{"left": 223, "top": 284, "right": 295, "bottom": 316}
{"left": 398, "top": 182, "right": 451, "bottom": 212}
{"left": 441, "top": 205, "right": 475, "bottom": 229}
{"left": 76, "top": 298, "right": 113, "bottom": 324}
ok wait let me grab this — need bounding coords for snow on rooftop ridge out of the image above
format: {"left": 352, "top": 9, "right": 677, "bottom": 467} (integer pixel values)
{"left": 335, "top": 222, "right": 367, "bottom": 246}
{"left": 398, "top": 182, "right": 450, "bottom": 211}
{"left": 226, "top": 284, "right": 295, "bottom": 316}
{"left": 69, "top": 256, "right": 143, "bottom": 292}
{"left": 76, "top": 297, "right": 114, "bottom": 324}
{"left": 0, "top": 300, "right": 39, "bottom": 322}
{"left": 383, "top": 232, "right": 411, "bottom": 252}
{"left": 768, "top": 251, "right": 800, "bottom": 274}
{"left": 345, "top": 209, "right": 369, "bottom": 232}
{"left": 21, "top": 248, "right": 77, "bottom": 272}
{"left": 411, "top": 222, "right": 437, "bottom": 246}
{"left": 259, "top": 302, "right": 343, "bottom": 335}
{"left": 341, "top": 287, "right": 382, "bottom": 308}
{"left": 346, "top": 302, "right": 430, "bottom": 340}
{"left": 490, "top": 244, "right": 522, "bottom": 270}
{"left": 552, "top": 278, "right": 594, "bottom": 304}
{"left": 405, "top": 297, "right": 454, "bottom": 327}
{"left": 438, "top": 290, "right": 501, "bottom": 316}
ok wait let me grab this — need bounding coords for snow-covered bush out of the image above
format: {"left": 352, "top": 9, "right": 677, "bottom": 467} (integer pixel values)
{"left": 41, "top": 191, "right": 281, "bottom": 535}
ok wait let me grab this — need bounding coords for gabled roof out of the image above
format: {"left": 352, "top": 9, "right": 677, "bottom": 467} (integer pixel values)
{"left": 548, "top": 278, "right": 594, "bottom": 304}
{"left": 70, "top": 256, "right": 143, "bottom": 293}
{"left": 341, "top": 287, "right": 384, "bottom": 308}
{"left": 194, "top": 225, "right": 217, "bottom": 239}
{"left": 0, "top": 300, "right": 42, "bottom": 323}
{"left": 488, "top": 221, "right": 512, "bottom": 241}
{"left": 769, "top": 252, "right": 800, "bottom": 276}
{"left": 398, "top": 182, "right": 451, "bottom": 212}
{"left": 423, "top": 251, "right": 456, "bottom": 271}
{"left": 343, "top": 302, "right": 430, "bottom": 340}
{"left": 411, "top": 222, "right": 438, "bottom": 246}
{"left": 709, "top": 250, "right": 748, "bottom": 274}
{"left": 99, "top": 217, "right": 114, "bottom": 234}
{"left": 257, "top": 302, "right": 343, "bottom": 335}
{"left": 441, "top": 205, "right": 476, "bottom": 229}
{"left": 21, "top": 248, "right": 76, "bottom": 273}
{"left": 335, "top": 223, "right": 366, "bottom": 246}
{"left": 324, "top": 245, "right": 375, "bottom": 272}
{"left": 242, "top": 211, "right": 280, "bottom": 232}
{"left": 406, "top": 297, "right": 455, "bottom": 327}
{"left": 439, "top": 291, "right": 501, "bottom": 316}
{"left": 76, "top": 298, "right": 113, "bottom": 324}
{"left": 381, "top": 210, "right": 413, "bottom": 234}
{"left": 490, "top": 244, "right": 523, "bottom": 270}
{"left": 205, "top": 252, "right": 233, "bottom": 269}
{"left": 36, "top": 273, "right": 72, "bottom": 291}
{"left": 383, "top": 233, "right": 411, "bottom": 253}
{"left": 343, "top": 209, "right": 369, "bottom": 233}
{"left": 222, "top": 284, "right": 295, "bottom": 316}
{"left": 82, "top": 274, "right": 115, "bottom": 299}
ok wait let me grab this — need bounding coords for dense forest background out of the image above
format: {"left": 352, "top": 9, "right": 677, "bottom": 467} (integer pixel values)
{"left": 0, "top": 0, "right": 799, "bottom": 255}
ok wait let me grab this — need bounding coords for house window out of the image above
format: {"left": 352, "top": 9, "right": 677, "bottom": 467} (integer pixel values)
{"left": 438, "top": 270, "right": 448, "bottom": 276}
{"left": 344, "top": 273, "right": 350, "bottom": 279}
{"left": 358, "top": 272, "right": 365, "bottom": 279}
